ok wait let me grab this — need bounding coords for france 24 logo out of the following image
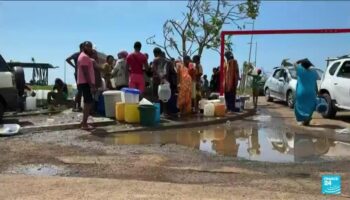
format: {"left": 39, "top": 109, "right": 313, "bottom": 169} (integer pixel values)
{"left": 322, "top": 174, "right": 341, "bottom": 195}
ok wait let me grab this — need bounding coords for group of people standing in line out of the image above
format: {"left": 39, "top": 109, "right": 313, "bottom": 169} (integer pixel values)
{"left": 65, "top": 41, "right": 242, "bottom": 130}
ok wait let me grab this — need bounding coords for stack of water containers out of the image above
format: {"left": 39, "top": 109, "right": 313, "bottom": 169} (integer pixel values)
{"left": 122, "top": 88, "right": 141, "bottom": 123}
{"left": 114, "top": 88, "right": 161, "bottom": 126}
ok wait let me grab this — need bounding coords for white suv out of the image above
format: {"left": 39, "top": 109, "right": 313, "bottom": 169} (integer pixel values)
{"left": 319, "top": 55, "right": 350, "bottom": 118}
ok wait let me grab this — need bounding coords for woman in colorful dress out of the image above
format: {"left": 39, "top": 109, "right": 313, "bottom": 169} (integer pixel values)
{"left": 177, "top": 56, "right": 192, "bottom": 116}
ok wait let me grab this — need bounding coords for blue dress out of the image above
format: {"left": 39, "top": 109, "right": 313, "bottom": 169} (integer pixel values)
{"left": 294, "top": 65, "right": 318, "bottom": 122}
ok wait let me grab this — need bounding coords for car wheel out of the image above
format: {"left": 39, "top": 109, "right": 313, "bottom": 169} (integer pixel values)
{"left": 14, "top": 67, "right": 25, "bottom": 96}
{"left": 0, "top": 102, "right": 4, "bottom": 122}
{"left": 287, "top": 91, "right": 295, "bottom": 109}
{"left": 265, "top": 88, "right": 273, "bottom": 102}
{"left": 321, "top": 93, "right": 337, "bottom": 119}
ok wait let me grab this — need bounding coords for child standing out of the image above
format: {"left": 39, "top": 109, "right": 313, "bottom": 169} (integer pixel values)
{"left": 248, "top": 68, "right": 262, "bottom": 109}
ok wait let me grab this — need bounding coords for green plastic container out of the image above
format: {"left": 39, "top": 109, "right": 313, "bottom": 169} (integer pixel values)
{"left": 138, "top": 105, "right": 157, "bottom": 126}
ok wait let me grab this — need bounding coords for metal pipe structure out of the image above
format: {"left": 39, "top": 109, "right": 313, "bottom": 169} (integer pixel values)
{"left": 219, "top": 28, "right": 350, "bottom": 95}
{"left": 248, "top": 21, "right": 255, "bottom": 65}
{"left": 254, "top": 42, "right": 258, "bottom": 67}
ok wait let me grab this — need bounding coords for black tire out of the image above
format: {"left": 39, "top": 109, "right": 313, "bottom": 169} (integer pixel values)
{"left": 321, "top": 93, "right": 337, "bottom": 119}
{"left": 287, "top": 91, "right": 295, "bottom": 109}
{"left": 0, "top": 102, "right": 4, "bottom": 122}
{"left": 265, "top": 88, "right": 273, "bottom": 102}
{"left": 14, "top": 67, "right": 25, "bottom": 96}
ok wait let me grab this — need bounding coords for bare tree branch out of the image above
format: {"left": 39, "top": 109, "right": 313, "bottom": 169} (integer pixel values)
{"left": 147, "top": 0, "right": 260, "bottom": 59}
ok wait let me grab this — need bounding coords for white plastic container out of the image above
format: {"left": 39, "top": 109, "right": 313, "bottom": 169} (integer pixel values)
{"left": 121, "top": 88, "right": 140, "bottom": 104}
{"left": 158, "top": 82, "right": 171, "bottom": 102}
{"left": 103, "top": 90, "right": 123, "bottom": 118}
{"left": 43, "top": 90, "right": 50, "bottom": 100}
{"left": 219, "top": 95, "right": 225, "bottom": 104}
{"left": 0, "top": 124, "right": 21, "bottom": 136}
{"left": 25, "top": 96, "right": 37, "bottom": 111}
{"left": 208, "top": 99, "right": 221, "bottom": 105}
{"left": 204, "top": 103, "right": 215, "bottom": 117}
{"left": 199, "top": 99, "right": 209, "bottom": 110}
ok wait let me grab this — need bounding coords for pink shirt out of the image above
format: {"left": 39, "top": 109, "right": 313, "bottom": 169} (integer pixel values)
{"left": 126, "top": 52, "right": 147, "bottom": 74}
{"left": 77, "top": 52, "right": 95, "bottom": 85}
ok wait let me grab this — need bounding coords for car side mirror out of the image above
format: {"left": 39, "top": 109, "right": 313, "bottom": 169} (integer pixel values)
{"left": 278, "top": 77, "right": 285, "bottom": 82}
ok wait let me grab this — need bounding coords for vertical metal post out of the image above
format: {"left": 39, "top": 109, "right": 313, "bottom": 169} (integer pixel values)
{"left": 244, "top": 21, "right": 255, "bottom": 93}
{"left": 219, "top": 32, "right": 225, "bottom": 96}
{"left": 254, "top": 42, "right": 258, "bottom": 67}
{"left": 248, "top": 21, "right": 255, "bottom": 65}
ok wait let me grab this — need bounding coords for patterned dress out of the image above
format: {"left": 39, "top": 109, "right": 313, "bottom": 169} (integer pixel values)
{"left": 177, "top": 63, "right": 192, "bottom": 115}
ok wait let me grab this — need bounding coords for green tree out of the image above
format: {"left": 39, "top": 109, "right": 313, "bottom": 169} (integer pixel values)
{"left": 147, "top": 0, "right": 260, "bottom": 59}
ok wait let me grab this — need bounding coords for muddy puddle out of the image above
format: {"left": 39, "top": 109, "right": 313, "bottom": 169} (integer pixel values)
{"left": 5, "top": 164, "right": 68, "bottom": 176}
{"left": 92, "top": 125, "right": 350, "bottom": 163}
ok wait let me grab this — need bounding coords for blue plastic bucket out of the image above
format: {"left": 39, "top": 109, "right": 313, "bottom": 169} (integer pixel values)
{"left": 316, "top": 97, "right": 328, "bottom": 114}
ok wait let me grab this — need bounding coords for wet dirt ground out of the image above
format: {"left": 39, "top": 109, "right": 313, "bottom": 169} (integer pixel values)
{"left": 1, "top": 98, "right": 350, "bottom": 199}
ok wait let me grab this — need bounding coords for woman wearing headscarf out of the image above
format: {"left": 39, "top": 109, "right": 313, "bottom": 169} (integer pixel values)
{"left": 177, "top": 56, "right": 192, "bottom": 116}
{"left": 112, "top": 51, "right": 129, "bottom": 90}
{"left": 294, "top": 58, "right": 318, "bottom": 126}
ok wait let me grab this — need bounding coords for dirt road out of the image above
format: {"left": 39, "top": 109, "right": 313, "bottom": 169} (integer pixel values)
{"left": 0, "top": 98, "right": 349, "bottom": 199}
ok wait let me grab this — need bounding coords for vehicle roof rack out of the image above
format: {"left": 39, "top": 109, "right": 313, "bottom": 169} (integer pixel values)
{"left": 326, "top": 54, "right": 350, "bottom": 61}
{"left": 337, "top": 54, "right": 350, "bottom": 59}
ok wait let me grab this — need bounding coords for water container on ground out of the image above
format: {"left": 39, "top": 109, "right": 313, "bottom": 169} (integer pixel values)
{"left": 154, "top": 103, "right": 160, "bottom": 123}
{"left": 208, "top": 99, "right": 221, "bottom": 105}
{"left": 35, "top": 90, "right": 43, "bottom": 106}
{"left": 124, "top": 103, "right": 140, "bottom": 123}
{"left": 43, "top": 90, "right": 50, "bottom": 99}
{"left": 25, "top": 96, "right": 37, "bottom": 111}
{"left": 0, "top": 124, "right": 20, "bottom": 136}
{"left": 199, "top": 99, "right": 209, "bottom": 110}
{"left": 214, "top": 104, "right": 226, "bottom": 117}
{"left": 103, "top": 90, "right": 123, "bottom": 118}
{"left": 139, "top": 105, "right": 157, "bottom": 126}
{"left": 115, "top": 102, "right": 125, "bottom": 121}
{"left": 122, "top": 88, "right": 140, "bottom": 103}
{"left": 219, "top": 96, "right": 225, "bottom": 104}
{"left": 316, "top": 97, "right": 328, "bottom": 114}
{"left": 204, "top": 103, "right": 215, "bottom": 117}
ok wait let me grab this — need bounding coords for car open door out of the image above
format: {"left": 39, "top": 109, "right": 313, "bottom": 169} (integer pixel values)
{"left": 334, "top": 61, "right": 350, "bottom": 109}
{"left": 277, "top": 69, "right": 289, "bottom": 100}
